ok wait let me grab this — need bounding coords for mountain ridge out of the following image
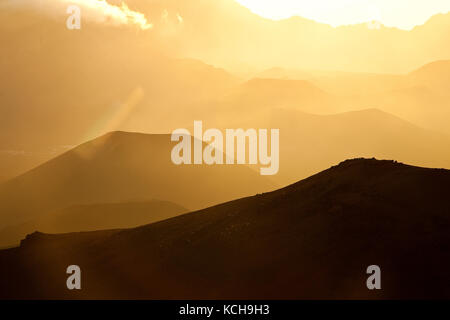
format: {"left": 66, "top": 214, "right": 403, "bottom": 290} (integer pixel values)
{"left": 1, "top": 158, "right": 449, "bottom": 299}
{"left": 0, "top": 131, "right": 276, "bottom": 230}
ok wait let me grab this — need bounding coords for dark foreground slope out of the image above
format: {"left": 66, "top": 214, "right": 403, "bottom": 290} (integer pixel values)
{"left": 0, "top": 159, "right": 449, "bottom": 299}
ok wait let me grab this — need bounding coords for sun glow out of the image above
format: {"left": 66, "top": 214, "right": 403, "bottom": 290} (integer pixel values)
{"left": 3, "top": 0, "right": 153, "bottom": 30}
{"left": 66, "top": 0, "right": 153, "bottom": 29}
{"left": 235, "top": 0, "right": 450, "bottom": 30}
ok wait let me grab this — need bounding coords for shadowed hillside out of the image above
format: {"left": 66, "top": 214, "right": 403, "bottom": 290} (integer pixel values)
{"left": 0, "top": 159, "right": 448, "bottom": 299}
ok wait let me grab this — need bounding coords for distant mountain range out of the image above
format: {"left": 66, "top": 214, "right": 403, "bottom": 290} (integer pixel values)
{"left": 2, "top": 2, "right": 450, "bottom": 151}
{"left": 0, "top": 132, "right": 275, "bottom": 241}
{"left": 111, "top": 0, "right": 450, "bottom": 73}
{"left": 253, "top": 60, "right": 450, "bottom": 134}
{"left": 1, "top": 106, "right": 449, "bottom": 247}
{"left": 1, "top": 0, "right": 449, "bottom": 301}
{"left": 205, "top": 107, "right": 450, "bottom": 186}
{"left": 257, "top": 60, "right": 450, "bottom": 96}
{"left": 1, "top": 158, "right": 448, "bottom": 299}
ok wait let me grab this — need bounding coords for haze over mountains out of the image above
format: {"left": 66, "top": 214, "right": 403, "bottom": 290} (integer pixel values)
{"left": 2, "top": 104, "right": 450, "bottom": 247}
{"left": 102, "top": 0, "right": 450, "bottom": 73}
{"left": 0, "top": 145, "right": 71, "bottom": 183}
{"left": 1, "top": 159, "right": 449, "bottom": 299}
{"left": 254, "top": 60, "right": 450, "bottom": 134}
{"left": 2, "top": 0, "right": 450, "bottom": 154}
{"left": 0, "top": 200, "right": 187, "bottom": 248}
{"left": 0, "top": 132, "right": 275, "bottom": 235}
{"left": 0, "top": 0, "right": 450, "bottom": 159}
{"left": 0, "top": 8, "right": 238, "bottom": 149}
{"left": 233, "top": 108, "right": 450, "bottom": 186}
{"left": 1, "top": 0, "right": 450, "bottom": 300}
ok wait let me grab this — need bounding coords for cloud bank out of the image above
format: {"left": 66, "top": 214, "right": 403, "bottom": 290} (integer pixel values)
{"left": 3, "top": 0, "right": 153, "bottom": 30}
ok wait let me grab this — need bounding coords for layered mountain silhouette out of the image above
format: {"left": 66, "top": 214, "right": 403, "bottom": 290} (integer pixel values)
{"left": 252, "top": 61, "right": 450, "bottom": 134}
{"left": 0, "top": 159, "right": 448, "bottom": 299}
{"left": 1, "top": 0, "right": 449, "bottom": 302}
{"left": 6, "top": 105, "right": 450, "bottom": 246}
{"left": 257, "top": 60, "right": 450, "bottom": 96}
{"left": 0, "top": 200, "right": 187, "bottom": 248}
{"left": 114, "top": 0, "right": 450, "bottom": 73}
{"left": 271, "top": 108, "right": 450, "bottom": 185}
{"left": 0, "top": 5, "right": 238, "bottom": 149}
{"left": 203, "top": 108, "right": 450, "bottom": 186}
{"left": 0, "top": 132, "right": 276, "bottom": 238}
{"left": 3, "top": 2, "right": 450, "bottom": 152}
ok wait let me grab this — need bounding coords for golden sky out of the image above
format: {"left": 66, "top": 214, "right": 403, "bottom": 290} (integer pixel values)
{"left": 235, "top": 0, "right": 450, "bottom": 30}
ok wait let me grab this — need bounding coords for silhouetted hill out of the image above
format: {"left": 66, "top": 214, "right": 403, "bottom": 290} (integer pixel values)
{"left": 210, "top": 108, "right": 450, "bottom": 186}
{"left": 0, "top": 200, "right": 188, "bottom": 247}
{"left": 0, "top": 159, "right": 448, "bottom": 299}
{"left": 0, "top": 132, "right": 276, "bottom": 229}
{"left": 408, "top": 60, "right": 450, "bottom": 92}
